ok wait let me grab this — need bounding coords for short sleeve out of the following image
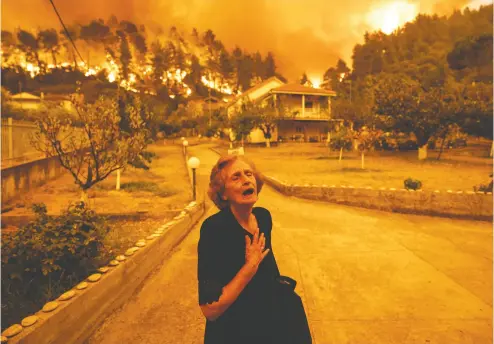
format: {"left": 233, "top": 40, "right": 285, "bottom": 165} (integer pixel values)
{"left": 197, "top": 218, "right": 224, "bottom": 305}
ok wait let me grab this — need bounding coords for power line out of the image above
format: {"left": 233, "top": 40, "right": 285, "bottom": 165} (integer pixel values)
{"left": 47, "top": 0, "right": 86, "bottom": 66}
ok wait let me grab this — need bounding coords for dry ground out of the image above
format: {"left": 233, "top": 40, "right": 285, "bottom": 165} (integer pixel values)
{"left": 2, "top": 143, "right": 192, "bottom": 254}
{"left": 224, "top": 140, "right": 493, "bottom": 192}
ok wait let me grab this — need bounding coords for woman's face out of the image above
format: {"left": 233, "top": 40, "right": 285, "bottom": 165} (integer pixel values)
{"left": 222, "top": 159, "right": 258, "bottom": 207}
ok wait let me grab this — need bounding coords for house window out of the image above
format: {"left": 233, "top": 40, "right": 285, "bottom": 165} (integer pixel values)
{"left": 296, "top": 126, "right": 303, "bottom": 133}
{"left": 305, "top": 101, "right": 313, "bottom": 109}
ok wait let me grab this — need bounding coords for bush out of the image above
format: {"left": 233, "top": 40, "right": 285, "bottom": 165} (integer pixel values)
{"left": 447, "top": 138, "right": 468, "bottom": 148}
{"left": 1, "top": 202, "right": 111, "bottom": 329}
{"left": 329, "top": 138, "right": 353, "bottom": 151}
{"left": 375, "top": 137, "right": 396, "bottom": 151}
{"left": 404, "top": 178, "right": 422, "bottom": 190}
{"left": 474, "top": 174, "right": 493, "bottom": 193}
{"left": 398, "top": 140, "right": 419, "bottom": 151}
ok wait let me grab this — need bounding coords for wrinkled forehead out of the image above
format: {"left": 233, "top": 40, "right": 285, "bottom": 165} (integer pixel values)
{"left": 222, "top": 159, "right": 253, "bottom": 178}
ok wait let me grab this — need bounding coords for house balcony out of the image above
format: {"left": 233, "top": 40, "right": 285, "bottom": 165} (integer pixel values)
{"left": 281, "top": 107, "right": 331, "bottom": 121}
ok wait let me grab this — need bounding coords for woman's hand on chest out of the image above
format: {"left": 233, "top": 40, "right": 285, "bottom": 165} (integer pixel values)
{"left": 244, "top": 227, "right": 270, "bottom": 272}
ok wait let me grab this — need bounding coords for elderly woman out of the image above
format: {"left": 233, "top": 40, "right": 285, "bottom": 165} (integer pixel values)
{"left": 197, "top": 155, "right": 281, "bottom": 343}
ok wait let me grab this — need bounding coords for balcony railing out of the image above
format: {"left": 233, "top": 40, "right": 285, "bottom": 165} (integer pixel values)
{"left": 281, "top": 107, "right": 330, "bottom": 120}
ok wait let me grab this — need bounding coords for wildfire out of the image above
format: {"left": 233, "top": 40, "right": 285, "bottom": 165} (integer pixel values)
{"left": 5, "top": 49, "right": 236, "bottom": 99}
{"left": 309, "top": 76, "right": 322, "bottom": 88}
{"left": 366, "top": 1, "right": 418, "bottom": 35}
{"left": 108, "top": 71, "right": 116, "bottom": 83}
{"left": 220, "top": 84, "right": 233, "bottom": 95}
{"left": 85, "top": 67, "right": 98, "bottom": 77}
{"left": 22, "top": 62, "right": 40, "bottom": 78}
{"left": 201, "top": 75, "right": 234, "bottom": 95}
{"left": 165, "top": 68, "right": 187, "bottom": 83}
{"left": 201, "top": 75, "right": 215, "bottom": 89}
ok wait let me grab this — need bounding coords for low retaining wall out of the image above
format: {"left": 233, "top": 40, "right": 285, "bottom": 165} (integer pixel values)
{"left": 1, "top": 155, "right": 65, "bottom": 205}
{"left": 264, "top": 176, "right": 493, "bottom": 221}
{"left": 208, "top": 147, "right": 493, "bottom": 220}
{"left": 4, "top": 201, "right": 205, "bottom": 344}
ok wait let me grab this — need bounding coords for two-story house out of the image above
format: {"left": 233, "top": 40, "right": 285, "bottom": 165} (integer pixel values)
{"left": 227, "top": 77, "right": 337, "bottom": 143}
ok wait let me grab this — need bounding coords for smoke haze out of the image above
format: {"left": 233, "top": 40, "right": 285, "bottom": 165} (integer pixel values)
{"left": 2, "top": 0, "right": 484, "bottom": 80}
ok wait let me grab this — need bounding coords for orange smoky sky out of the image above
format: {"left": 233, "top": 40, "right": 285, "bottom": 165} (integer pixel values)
{"left": 1, "top": 0, "right": 485, "bottom": 81}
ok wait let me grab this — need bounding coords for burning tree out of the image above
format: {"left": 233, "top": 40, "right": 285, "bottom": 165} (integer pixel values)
{"left": 32, "top": 95, "right": 151, "bottom": 202}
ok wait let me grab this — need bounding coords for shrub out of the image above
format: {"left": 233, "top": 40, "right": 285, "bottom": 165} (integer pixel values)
{"left": 1, "top": 202, "right": 111, "bottom": 329}
{"left": 473, "top": 174, "right": 493, "bottom": 193}
{"left": 404, "top": 178, "right": 422, "bottom": 190}
{"left": 329, "top": 137, "right": 353, "bottom": 151}
{"left": 398, "top": 140, "right": 419, "bottom": 151}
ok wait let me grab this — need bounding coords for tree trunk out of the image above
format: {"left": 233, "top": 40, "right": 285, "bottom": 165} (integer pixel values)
{"left": 418, "top": 144, "right": 428, "bottom": 160}
{"left": 116, "top": 169, "right": 121, "bottom": 190}
{"left": 437, "top": 136, "right": 447, "bottom": 160}
{"left": 339, "top": 147, "right": 343, "bottom": 163}
{"left": 361, "top": 152, "right": 365, "bottom": 169}
{"left": 80, "top": 189, "right": 89, "bottom": 205}
{"left": 265, "top": 139, "right": 270, "bottom": 148}
{"left": 52, "top": 50, "right": 57, "bottom": 66}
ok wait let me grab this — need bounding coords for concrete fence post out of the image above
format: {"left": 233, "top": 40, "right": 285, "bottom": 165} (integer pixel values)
{"left": 8, "top": 117, "right": 13, "bottom": 159}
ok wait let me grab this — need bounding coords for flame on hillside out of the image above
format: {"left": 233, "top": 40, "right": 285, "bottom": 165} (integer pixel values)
{"left": 2, "top": 45, "right": 239, "bottom": 98}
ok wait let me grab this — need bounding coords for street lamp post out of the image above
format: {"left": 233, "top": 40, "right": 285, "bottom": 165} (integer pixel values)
{"left": 187, "top": 157, "right": 201, "bottom": 201}
{"left": 183, "top": 139, "right": 189, "bottom": 157}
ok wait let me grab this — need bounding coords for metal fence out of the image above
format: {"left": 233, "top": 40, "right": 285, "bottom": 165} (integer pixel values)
{"left": 1, "top": 118, "right": 45, "bottom": 168}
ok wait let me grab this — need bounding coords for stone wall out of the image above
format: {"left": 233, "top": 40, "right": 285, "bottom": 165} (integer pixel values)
{"left": 264, "top": 176, "right": 493, "bottom": 221}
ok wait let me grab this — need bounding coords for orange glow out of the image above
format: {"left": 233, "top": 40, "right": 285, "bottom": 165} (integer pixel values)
{"left": 201, "top": 75, "right": 234, "bottom": 95}
{"left": 366, "top": 1, "right": 417, "bottom": 34}
{"left": 6, "top": 49, "right": 239, "bottom": 97}
{"left": 108, "top": 71, "right": 116, "bottom": 83}
{"left": 309, "top": 76, "right": 321, "bottom": 88}
{"left": 463, "top": 0, "right": 493, "bottom": 10}
{"left": 24, "top": 63, "right": 40, "bottom": 78}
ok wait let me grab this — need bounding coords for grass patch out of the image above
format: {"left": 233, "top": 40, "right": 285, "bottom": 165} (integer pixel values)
{"left": 119, "top": 181, "right": 176, "bottom": 197}
{"left": 313, "top": 156, "right": 357, "bottom": 160}
{"left": 242, "top": 142, "right": 492, "bottom": 191}
{"left": 339, "top": 167, "right": 384, "bottom": 173}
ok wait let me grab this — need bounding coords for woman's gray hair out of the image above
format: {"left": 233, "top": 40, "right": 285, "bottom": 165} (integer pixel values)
{"left": 207, "top": 155, "right": 264, "bottom": 210}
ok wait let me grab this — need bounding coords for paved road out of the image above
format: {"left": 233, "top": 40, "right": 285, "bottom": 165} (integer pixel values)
{"left": 88, "top": 144, "right": 493, "bottom": 344}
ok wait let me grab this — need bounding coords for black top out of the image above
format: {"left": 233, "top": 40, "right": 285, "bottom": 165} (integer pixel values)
{"left": 197, "top": 206, "right": 281, "bottom": 344}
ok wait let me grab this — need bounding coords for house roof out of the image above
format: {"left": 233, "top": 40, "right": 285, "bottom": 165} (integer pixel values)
{"left": 240, "top": 76, "right": 284, "bottom": 100}
{"left": 43, "top": 94, "right": 71, "bottom": 101}
{"left": 227, "top": 76, "right": 285, "bottom": 107}
{"left": 271, "top": 84, "right": 336, "bottom": 96}
{"left": 11, "top": 92, "right": 41, "bottom": 101}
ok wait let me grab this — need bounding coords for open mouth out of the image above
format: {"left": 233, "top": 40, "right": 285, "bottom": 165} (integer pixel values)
{"left": 242, "top": 188, "right": 255, "bottom": 196}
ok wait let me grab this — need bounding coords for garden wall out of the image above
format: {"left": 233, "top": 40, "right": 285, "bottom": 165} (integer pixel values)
{"left": 264, "top": 176, "right": 493, "bottom": 221}
{"left": 4, "top": 200, "right": 205, "bottom": 344}
{"left": 1, "top": 155, "right": 65, "bottom": 206}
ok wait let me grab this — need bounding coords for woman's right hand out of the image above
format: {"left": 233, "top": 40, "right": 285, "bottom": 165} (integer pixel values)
{"left": 244, "top": 228, "right": 270, "bottom": 272}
